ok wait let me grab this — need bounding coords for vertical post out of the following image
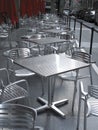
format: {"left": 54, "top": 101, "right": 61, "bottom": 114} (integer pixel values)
{"left": 89, "top": 27, "right": 94, "bottom": 55}
{"left": 68, "top": 16, "right": 71, "bottom": 29}
{"left": 74, "top": 17, "right": 76, "bottom": 31}
{"left": 51, "top": 0, "right": 55, "bottom": 14}
{"left": 79, "top": 21, "right": 82, "bottom": 48}
{"left": 66, "top": 15, "right": 69, "bottom": 26}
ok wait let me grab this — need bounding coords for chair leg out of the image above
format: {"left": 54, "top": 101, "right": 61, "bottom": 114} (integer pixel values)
{"left": 89, "top": 65, "right": 93, "bottom": 85}
{"left": 76, "top": 91, "right": 82, "bottom": 130}
{"left": 51, "top": 76, "right": 64, "bottom": 101}
{"left": 84, "top": 99, "right": 87, "bottom": 130}
{"left": 72, "top": 70, "right": 79, "bottom": 114}
{"left": 72, "top": 80, "right": 77, "bottom": 115}
{"left": 60, "top": 78, "right": 64, "bottom": 87}
{"left": 24, "top": 79, "right": 32, "bottom": 107}
{"left": 41, "top": 77, "right": 45, "bottom": 96}
{"left": 51, "top": 76, "right": 56, "bottom": 102}
{"left": 26, "top": 96, "right": 31, "bottom": 106}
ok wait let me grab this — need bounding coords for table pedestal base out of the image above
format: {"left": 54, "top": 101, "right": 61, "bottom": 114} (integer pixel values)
{"left": 36, "top": 97, "right": 68, "bottom": 118}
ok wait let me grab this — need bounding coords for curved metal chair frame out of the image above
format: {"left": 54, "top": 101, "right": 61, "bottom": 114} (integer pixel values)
{"left": 3, "top": 48, "right": 44, "bottom": 95}
{"left": 20, "top": 32, "right": 49, "bottom": 55}
{"left": 57, "top": 50, "right": 93, "bottom": 114}
{"left": 0, "top": 68, "right": 44, "bottom": 130}
{"left": 0, "top": 68, "right": 30, "bottom": 105}
{"left": 77, "top": 81, "right": 98, "bottom": 130}
{"left": 0, "top": 103, "right": 37, "bottom": 130}
{"left": 3, "top": 47, "right": 36, "bottom": 78}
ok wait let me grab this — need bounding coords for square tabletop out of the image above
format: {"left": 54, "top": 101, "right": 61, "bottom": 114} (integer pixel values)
{"left": 24, "top": 37, "right": 66, "bottom": 45}
{"left": 14, "top": 53, "right": 89, "bottom": 77}
{"left": 43, "top": 29, "right": 71, "bottom": 34}
{"left": 44, "top": 29, "right": 64, "bottom": 34}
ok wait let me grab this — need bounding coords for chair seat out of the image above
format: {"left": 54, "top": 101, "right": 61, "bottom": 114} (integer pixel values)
{"left": 87, "top": 97, "right": 98, "bottom": 116}
{"left": 44, "top": 45, "right": 59, "bottom": 54}
{"left": 31, "top": 46, "right": 44, "bottom": 52}
{"left": 34, "top": 126, "right": 44, "bottom": 130}
{"left": 58, "top": 71, "right": 90, "bottom": 81}
{"left": 15, "top": 69, "right": 35, "bottom": 77}
{"left": 58, "top": 71, "right": 77, "bottom": 81}
{"left": 30, "top": 45, "right": 45, "bottom": 56}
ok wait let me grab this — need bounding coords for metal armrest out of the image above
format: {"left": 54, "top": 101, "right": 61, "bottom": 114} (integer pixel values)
{"left": 5, "top": 79, "right": 29, "bottom": 90}
{"left": 92, "top": 63, "right": 98, "bottom": 75}
{"left": 0, "top": 68, "right": 10, "bottom": 83}
{"left": 7, "top": 57, "right": 14, "bottom": 63}
{"left": 7, "top": 57, "right": 15, "bottom": 72}
{"left": 0, "top": 68, "right": 10, "bottom": 88}
{"left": 1, "top": 79, "right": 30, "bottom": 103}
{"left": 29, "top": 44, "right": 39, "bottom": 49}
{"left": 88, "top": 84, "right": 98, "bottom": 99}
{"left": 50, "top": 45, "right": 58, "bottom": 51}
{"left": 79, "top": 81, "right": 88, "bottom": 100}
{"left": 0, "top": 79, "right": 5, "bottom": 90}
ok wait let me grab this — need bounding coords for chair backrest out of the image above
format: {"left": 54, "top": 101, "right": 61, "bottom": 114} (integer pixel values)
{"left": 31, "top": 33, "right": 47, "bottom": 39}
{"left": 1, "top": 79, "right": 29, "bottom": 103}
{"left": 72, "top": 50, "right": 91, "bottom": 63}
{"left": 0, "top": 68, "right": 30, "bottom": 104}
{"left": 59, "top": 31, "right": 72, "bottom": 40}
{"left": 59, "top": 30, "right": 75, "bottom": 39}
{"left": 8, "top": 48, "right": 31, "bottom": 60}
{"left": 0, "top": 103, "right": 37, "bottom": 129}
{"left": 88, "top": 84, "right": 98, "bottom": 99}
{"left": 88, "top": 64, "right": 98, "bottom": 99}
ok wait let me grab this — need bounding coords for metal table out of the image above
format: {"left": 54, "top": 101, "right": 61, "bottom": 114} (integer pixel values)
{"left": 43, "top": 29, "right": 71, "bottom": 37}
{"left": 24, "top": 37, "right": 67, "bottom": 54}
{"left": 44, "top": 29, "right": 64, "bottom": 37}
{"left": 24, "top": 37, "right": 66, "bottom": 45}
{"left": 14, "top": 53, "right": 89, "bottom": 118}
{"left": 44, "top": 29, "right": 64, "bottom": 34}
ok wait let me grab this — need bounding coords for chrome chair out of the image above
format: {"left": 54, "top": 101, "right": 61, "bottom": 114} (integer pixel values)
{"left": 8, "top": 27, "right": 29, "bottom": 48}
{"left": 0, "top": 79, "right": 30, "bottom": 104}
{"left": 21, "top": 33, "right": 48, "bottom": 56}
{"left": 0, "top": 103, "right": 37, "bottom": 130}
{"left": 3, "top": 48, "right": 44, "bottom": 95}
{"left": 57, "top": 50, "right": 93, "bottom": 114}
{"left": 77, "top": 81, "right": 98, "bottom": 130}
{"left": 0, "top": 68, "right": 30, "bottom": 104}
{"left": 0, "top": 103, "right": 43, "bottom": 130}
{"left": 21, "top": 33, "right": 59, "bottom": 55}
{"left": 0, "top": 68, "right": 43, "bottom": 130}
{"left": 29, "top": 33, "right": 47, "bottom": 56}
{"left": 4, "top": 47, "right": 35, "bottom": 78}
{"left": 58, "top": 31, "right": 77, "bottom": 55}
